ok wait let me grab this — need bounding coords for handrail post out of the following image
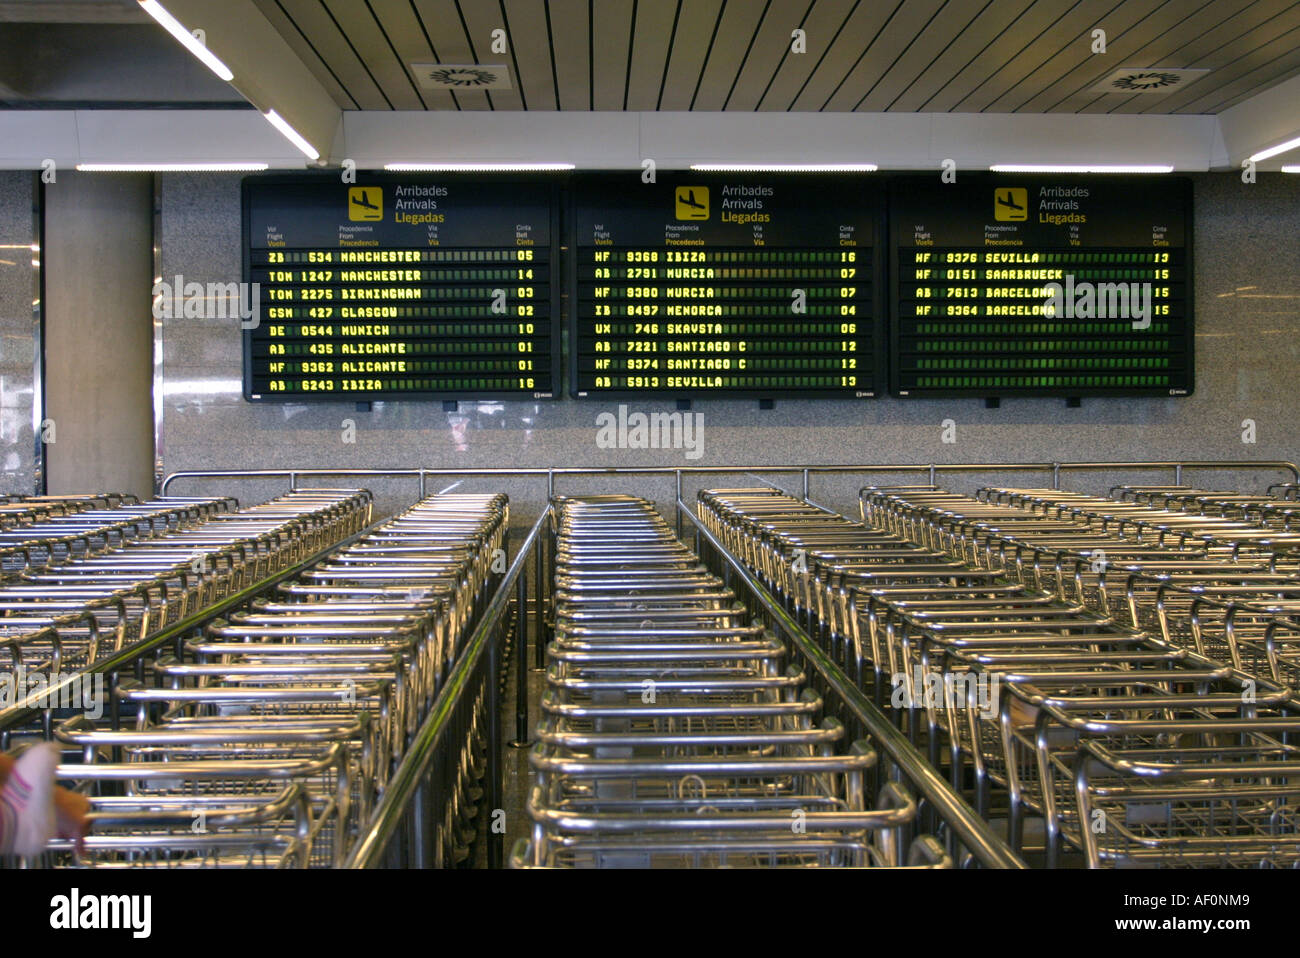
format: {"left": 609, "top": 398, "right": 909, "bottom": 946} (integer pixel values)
{"left": 533, "top": 517, "right": 546, "bottom": 672}
{"left": 418, "top": 468, "right": 426, "bottom": 498}
{"left": 802, "top": 468, "right": 809, "bottom": 500}
{"left": 485, "top": 619, "right": 504, "bottom": 868}
{"left": 675, "top": 469, "right": 682, "bottom": 536}
{"left": 510, "top": 554, "right": 531, "bottom": 749}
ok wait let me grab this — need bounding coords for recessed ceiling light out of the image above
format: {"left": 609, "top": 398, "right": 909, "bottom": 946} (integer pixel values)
{"left": 383, "top": 163, "right": 574, "bottom": 171}
{"left": 1250, "top": 136, "right": 1300, "bottom": 163}
{"left": 76, "top": 163, "right": 270, "bottom": 172}
{"left": 263, "top": 110, "right": 319, "bottom": 161}
{"left": 689, "top": 164, "right": 877, "bottom": 172}
{"left": 137, "top": 0, "right": 234, "bottom": 82}
{"left": 989, "top": 164, "right": 1173, "bottom": 173}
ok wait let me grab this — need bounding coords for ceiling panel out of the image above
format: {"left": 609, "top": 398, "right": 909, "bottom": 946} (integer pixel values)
{"left": 503, "top": 0, "right": 558, "bottom": 110}
{"left": 321, "top": 0, "right": 425, "bottom": 109}
{"left": 365, "top": 0, "right": 458, "bottom": 110}
{"left": 723, "top": 0, "right": 814, "bottom": 112}
{"left": 985, "top": 0, "right": 1177, "bottom": 113}
{"left": 251, "top": 0, "right": 360, "bottom": 109}
{"left": 456, "top": 0, "right": 524, "bottom": 110}
{"left": 410, "top": 0, "right": 492, "bottom": 109}
{"left": 786, "top": 1, "right": 896, "bottom": 111}
{"left": 657, "top": 0, "right": 724, "bottom": 110}
{"left": 624, "top": 0, "right": 680, "bottom": 111}
{"left": 823, "top": 0, "right": 947, "bottom": 111}
{"left": 918, "top": 1, "right": 1082, "bottom": 113}
{"left": 689, "top": 0, "right": 771, "bottom": 112}
{"left": 546, "top": 0, "right": 590, "bottom": 110}
{"left": 1078, "top": 0, "right": 1300, "bottom": 114}
{"left": 755, "top": 0, "right": 855, "bottom": 110}
{"left": 884, "top": 0, "right": 1032, "bottom": 111}
{"left": 855, "top": 0, "right": 998, "bottom": 111}
{"left": 945, "top": 0, "right": 1125, "bottom": 113}
{"left": 1171, "top": 22, "right": 1300, "bottom": 114}
{"left": 590, "top": 0, "right": 633, "bottom": 110}
{"left": 271, "top": 0, "right": 391, "bottom": 109}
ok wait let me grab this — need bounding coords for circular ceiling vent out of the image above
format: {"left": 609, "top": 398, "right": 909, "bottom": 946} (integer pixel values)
{"left": 1111, "top": 71, "right": 1183, "bottom": 91}
{"left": 1090, "top": 67, "right": 1209, "bottom": 95}
{"left": 428, "top": 67, "right": 499, "bottom": 87}
{"left": 410, "top": 63, "right": 513, "bottom": 91}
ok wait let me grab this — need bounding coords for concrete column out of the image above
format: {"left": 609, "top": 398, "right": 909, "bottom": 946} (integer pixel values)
{"left": 43, "top": 172, "right": 154, "bottom": 499}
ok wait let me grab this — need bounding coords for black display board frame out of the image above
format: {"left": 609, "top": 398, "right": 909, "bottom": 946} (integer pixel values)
{"left": 887, "top": 172, "right": 1194, "bottom": 400}
{"left": 566, "top": 171, "right": 888, "bottom": 401}
{"left": 241, "top": 172, "right": 562, "bottom": 403}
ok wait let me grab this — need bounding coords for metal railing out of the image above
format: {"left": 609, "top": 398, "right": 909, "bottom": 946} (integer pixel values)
{"left": 345, "top": 508, "right": 550, "bottom": 869}
{"left": 161, "top": 461, "right": 1300, "bottom": 538}
{"left": 676, "top": 498, "right": 1027, "bottom": 869}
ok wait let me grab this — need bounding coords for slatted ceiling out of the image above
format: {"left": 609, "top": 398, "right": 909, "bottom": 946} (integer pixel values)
{"left": 1012, "top": 0, "right": 1218, "bottom": 114}
{"left": 1175, "top": 27, "right": 1300, "bottom": 115}
{"left": 457, "top": 0, "right": 524, "bottom": 110}
{"left": 918, "top": 1, "right": 1082, "bottom": 112}
{"left": 786, "top": 2, "right": 890, "bottom": 110}
{"left": 1092, "top": 0, "right": 1300, "bottom": 114}
{"left": 822, "top": 0, "right": 947, "bottom": 112}
{"left": 1081, "top": 0, "right": 1284, "bottom": 114}
{"left": 547, "top": 0, "right": 590, "bottom": 109}
{"left": 947, "top": 0, "right": 1127, "bottom": 113}
{"left": 253, "top": 0, "right": 360, "bottom": 109}
{"left": 1210, "top": 61, "right": 1300, "bottom": 114}
{"left": 365, "top": 0, "right": 459, "bottom": 110}
{"left": 624, "top": 0, "right": 680, "bottom": 112}
{"left": 270, "top": 0, "right": 391, "bottom": 109}
{"left": 1147, "top": 6, "right": 1300, "bottom": 113}
{"left": 987, "top": 0, "right": 1176, "bottom": 113}
{"left": 248, "top": 0, "right": 1300, "bottom": 113}
{"left": 720, "top": 0, "right": 811, "bottom": 112}
{"left": 590, "top": 0, "right": 633, "bottom": 110}
{"left": 882, "top": 0, "right": 1019, "bottom": 110}
{"left": 1153, "top": 0, "right": 1300, "bottom": 111}
{"left": 502, "top": 0, "right": 558, "bottom": 111}
{"left": 855, "top": 0, "right": 997, "bottom": 112}
{"left": 689, "top": 0, "right": 771, "bottom": 111}
{"left": 657, "top": 0, "right": 724, "bottom": 110}
{"left": 755, "top": 0, "right": 854, "bottom": 111}
{"left": 410, "top": 0, "right": 490, "bottom": 109}
{"left": 320, "top": 0, "right": 424, "bottom": 110}
{"left": 1082, "top": 7, "right": 1297, "bottom": 115}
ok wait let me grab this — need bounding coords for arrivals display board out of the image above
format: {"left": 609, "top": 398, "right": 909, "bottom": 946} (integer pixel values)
{"left": 242, "top": 174, "right": 558, "bottom": 401}
{"left": 569, "top": 172, "right": 885, "bottom": 398}
{"left": 890, "top": 175, "right": 1192, "bottom": 398}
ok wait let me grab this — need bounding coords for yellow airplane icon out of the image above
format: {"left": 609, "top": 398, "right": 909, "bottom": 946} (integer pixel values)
{"left": 994, "top": 187, "right": 1027, "bottom": 221}
{"left": 675, "top": 186, "right": 709, "bottom": 220}
{"left": 348, "top": 186, "right": 383, "bottom": 221}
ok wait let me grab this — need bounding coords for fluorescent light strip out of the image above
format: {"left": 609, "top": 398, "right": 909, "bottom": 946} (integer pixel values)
{"left": 1282, "top": 165, "right": 1300, "bottom": 173}
{"left": 137, "top": 0, "right": 233, "bottom": 82}
{"left": 76, "top": 163, "right": 269, "bottom": 172}
{"left": 690, "top": 163, "right": 877, "bottom": 172}
{"left": 1249, "top": 136, "right": 1300, "bottom": 163}
{"left": 264, "top": 110, "right": 319, "bottom": 161}
{"left": 383, "top": 163, "right": 574, "bottom": 171}
{"left": 989, "top": 164, "right": 1173, "bottom": 173}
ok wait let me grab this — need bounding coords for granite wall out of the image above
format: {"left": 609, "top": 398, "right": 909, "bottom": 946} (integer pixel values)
{"left": 0, "top": 173, "right": 37, "bottom": 495}
{"left": 155, "top": 172, "right": 1300, "bottom": 521}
